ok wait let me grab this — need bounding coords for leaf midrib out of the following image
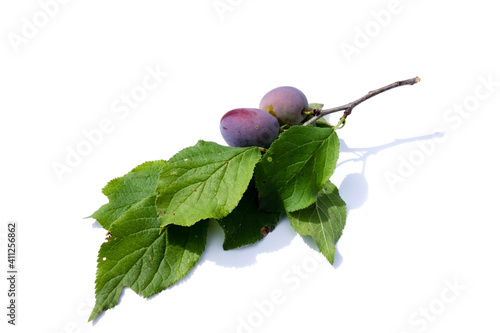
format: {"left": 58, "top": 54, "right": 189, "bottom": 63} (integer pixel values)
{"left": 276, "top": 129, "right": 335, "bottom": 207}
{"left": 159, "top": 148, "right": 258, "bottom": 225}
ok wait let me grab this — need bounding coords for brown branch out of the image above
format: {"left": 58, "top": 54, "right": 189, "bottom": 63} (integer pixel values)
{"left": 303, "top": 76, "right": 421, "bottom": 126}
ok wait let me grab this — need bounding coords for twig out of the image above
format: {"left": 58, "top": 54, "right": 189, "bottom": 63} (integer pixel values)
{"left": 303, "top": 76, "right": 421, "bottom": 126}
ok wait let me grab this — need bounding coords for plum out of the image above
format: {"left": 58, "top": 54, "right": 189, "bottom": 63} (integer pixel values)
{"left": 220, "top": 108, "right": 280, "bottom": 148}
{"left": 259, "top": 86, "right": 309, "bottom": 125}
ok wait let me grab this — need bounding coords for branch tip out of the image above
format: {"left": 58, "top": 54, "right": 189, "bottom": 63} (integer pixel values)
{"left": 303, "top": 76, "right": 420, "bottom": 127}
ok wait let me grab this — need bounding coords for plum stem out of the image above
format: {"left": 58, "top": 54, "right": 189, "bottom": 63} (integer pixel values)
{"left": 333, "top": 118, "right": 346, "bottom": 131}
{"left": 303, "top": 76, "right": 421, "bottom": 126}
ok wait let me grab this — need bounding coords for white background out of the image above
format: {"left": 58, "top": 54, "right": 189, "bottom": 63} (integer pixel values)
{"left": 1, "top": 1, "right": 499, "bottom": 332}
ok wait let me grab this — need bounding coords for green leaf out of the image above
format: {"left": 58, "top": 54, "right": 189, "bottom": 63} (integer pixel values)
{"left": 287, "top": 181, "right": 346, "bottom": 265}
{"left": 89, "top": 195, "right": 208, "bottom": 321}
{"left": 314, "top": 117, "right": 334, "bottom": 128}
{"left": 254, "top": 126, "right": 340, "bottom": 213}
{"left": 89, "top": 160, "right": 166, "bottom": 230}
{"left": 155, "top": 141, "right": 262, "bottom": 228}
{"left": 308, "top": 103, "right": 324, "bottom": 110}
{"left": 217, "top": 181, "right": 281, "bottom": 250}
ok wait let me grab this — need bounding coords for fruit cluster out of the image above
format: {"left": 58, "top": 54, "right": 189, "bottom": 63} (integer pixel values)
{"left": 88, "top": 76, "right": 420, "bottom": 321}
{"left": 220, "top": 86, "right": 309, "bottom": 148}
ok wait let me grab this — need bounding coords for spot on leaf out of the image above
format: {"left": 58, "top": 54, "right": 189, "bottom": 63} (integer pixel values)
{"left": 261, "top": 226, "right": 272, "bottom": 237}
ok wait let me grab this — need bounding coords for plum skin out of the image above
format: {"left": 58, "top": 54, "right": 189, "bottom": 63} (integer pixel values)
{"left": 259, "top": 86, "right": 309, "bottom": 125}
{"left": 220, "top": 108, "right": 280, "bottom": 148}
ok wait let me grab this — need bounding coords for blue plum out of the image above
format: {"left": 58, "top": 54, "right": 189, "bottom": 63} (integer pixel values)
{"left": 259, "top": 86, "right": 309, "bottom": 125}
{"left": 220, "top": 108, "right": 280, "bottom": 148}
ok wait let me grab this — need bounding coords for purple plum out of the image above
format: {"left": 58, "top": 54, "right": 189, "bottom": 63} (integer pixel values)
{"left": 220, "top": 108, "right": 280, "bottom": 148}
{"left": 259, "top": 86, "right": 309, "bottom": 125}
